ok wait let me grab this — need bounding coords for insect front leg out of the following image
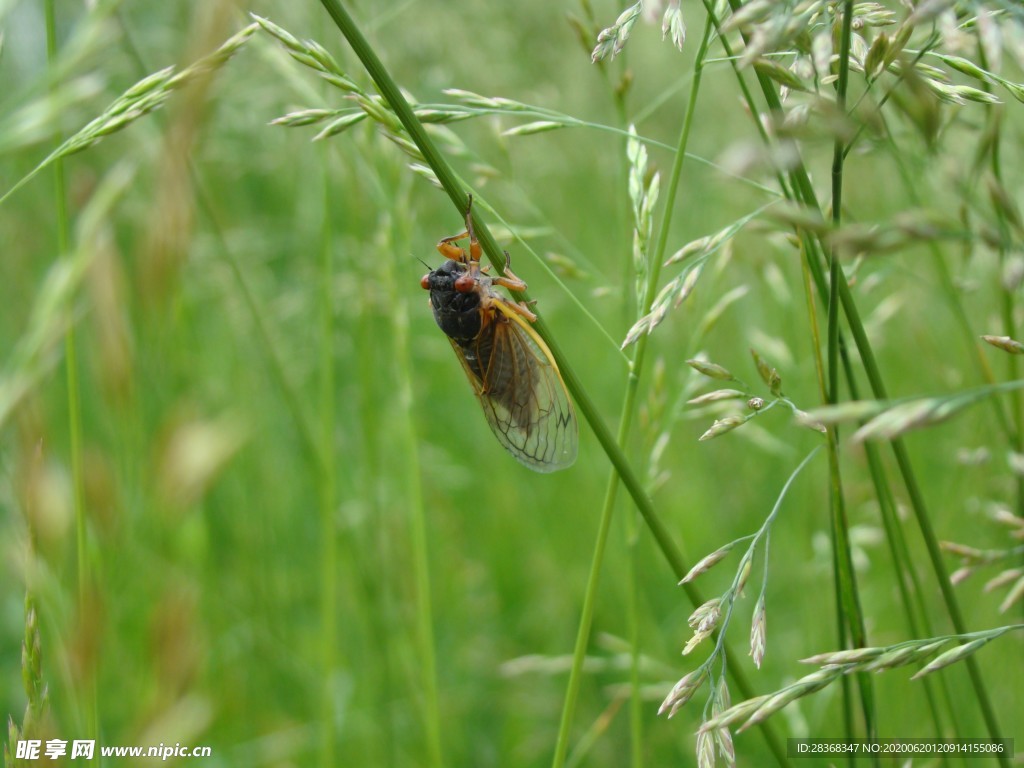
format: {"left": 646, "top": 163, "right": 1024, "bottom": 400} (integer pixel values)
{"left": 437, "top": 230, "right": 470, "bottom": 263}
{"left": 437, "top": 227, "right": 482, "bottom": 264}
{"left": 438, "top": 195, "right": 484, "bottom": 264}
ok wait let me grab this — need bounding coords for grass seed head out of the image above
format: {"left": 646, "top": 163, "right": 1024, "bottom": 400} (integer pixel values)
{"left": 699, "top": 416, "right": 746, "bottom": 442}
{"left": 799, "top": 646, "right": 878, "bottom": 665}
{"left": 749, "top": 597, "right": 766, "bottom": 668}
{"left": 658, "top": 665, "right": 709, "bottom": 717}
{"left": 983, "top": 568, "right": 1023, "bottom": 593}
{"left": 679, "top": 542, "right": 736, "bottom": 585}
{"left": 911, "top": 637, "right": 991, "bottom": 679}
{"left": 688, "top": 389, "right": 746, "bottom": 406}
{"left": 313, "top": 112, "right": 369, "bottom": 141}
{"left": 734, "top": 555, "right": 753, "bottom": 597}
{"left": 997, "top": 574, "right": 1024, "bottom": 613}
{"left": 270, "top": 108, "right": 343, "bottom": 127}
{"left": 688, "top": 598, "right": 723, "bottom": 633}
{"left": 862, "top": 644, "right": 920, "bottom": 672}
{"left": 696, "top": 727, "right": 716, "bottom": 768}
{"left": 740, "top": 667, "right": 839, "bottom": 731}
{"left": 981, "top": 335, "right": 1024, "bottom": 354}
{"left": 684, "top": 600, "right": 723, "bottom": 655}
{"left": 591, "top": 1, "right": 643, "bottom": 63}
{"left": 501, "top": 120, "right": 564, "bottom": 137}
{"left": 661, "top": 0, "right": 686, "bottom": 51}
{"left": 687, "top": 359, "right": 735, "bottom": 381}
{"left": 683, "top": 628, "right": 713, "bottom": 656}
{"left": 710, "top": 678, "right": 736, "bottom": 766}
{"left": 950, "top": 566, "right": 974, "bottom": 585}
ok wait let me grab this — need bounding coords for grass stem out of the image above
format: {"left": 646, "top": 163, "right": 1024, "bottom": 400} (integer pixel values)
{"left": 45, "top": 0, "right": 96, "bottom": 741}
{"left": 828, "top": 1, "right": 877, "bottom": 752}
{"left": 317, "top": 142, "right": 339, "bottom": 768}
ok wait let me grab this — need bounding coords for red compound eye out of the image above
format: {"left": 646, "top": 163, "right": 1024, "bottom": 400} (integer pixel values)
{"left": 420, "top": 274, "right": 431, "bottom": 290}
{"left": 455, "top": 274, "right": 475, "bottom": 293}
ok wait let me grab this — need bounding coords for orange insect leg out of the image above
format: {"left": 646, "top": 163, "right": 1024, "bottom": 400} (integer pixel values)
{"left": 436, "top": 229, "right": 469, "bottom": 262}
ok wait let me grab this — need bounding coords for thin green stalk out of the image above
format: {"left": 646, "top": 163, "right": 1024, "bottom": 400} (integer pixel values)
{"left": 863, "top": 445, "right": 958, "bottom": 746}
{"left": 625, "top": 514, "right": 642, "bottom": 768}
{"left": 801, "top": 237, "right": 857, "bottom": 759}
{"left": 821, "top": 268, "right": 956, "bottom": 745}
{"left": 826, "top": 435, "right": 856, "bottom": 755}
{"left": 813, "top": 166, "right": 1010, "bottom": 763}
{"left": 807, "top": 174, "right": 955, "bottom": 766}
{"left": 828, "top": 0, "right": 850, "bottom": 405}
{"left": 551, "top": 473, "right": 620, "bottom": 768}
{"left": 598, "top": 37, "right": 644, "bottom": 768}
{"left": 708, "top": 0, "right": 868, "bottom": 753}
{"left": 317, "top": 144, "right": 339, "bottom": 768}
{"left": 578, "top": 0, "right": 639, "bottom": 326}
{"left": 391, "top": 189, "right": 444, "bottom": 768}
{"left": 829, "top": 1, "right": 876, "bottom": 752}
{"left": 45, "top": 0, "right": 95, "bottom": 740}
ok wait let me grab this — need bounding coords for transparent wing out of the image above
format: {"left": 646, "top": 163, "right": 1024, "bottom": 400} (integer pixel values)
{"left": 449, "top": 306, "right": 578, "bottom": 472}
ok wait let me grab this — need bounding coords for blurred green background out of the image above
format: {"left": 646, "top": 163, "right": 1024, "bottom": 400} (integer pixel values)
{"left": 2, "top": 1, "right": 1023, "bottom": 765}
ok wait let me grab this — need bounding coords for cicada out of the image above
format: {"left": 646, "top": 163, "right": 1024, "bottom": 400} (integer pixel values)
{"left": 420, "top": 202, "right": 578, "bottom": 472}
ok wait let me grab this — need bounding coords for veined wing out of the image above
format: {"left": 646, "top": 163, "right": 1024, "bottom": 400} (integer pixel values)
{"left": 449, "top": 305, "right": 577, "bottom": 472}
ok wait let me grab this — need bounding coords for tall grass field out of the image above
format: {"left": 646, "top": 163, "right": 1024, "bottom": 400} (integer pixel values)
{"left": 2, "top": 1, "right": 1023, "bottom": 766}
